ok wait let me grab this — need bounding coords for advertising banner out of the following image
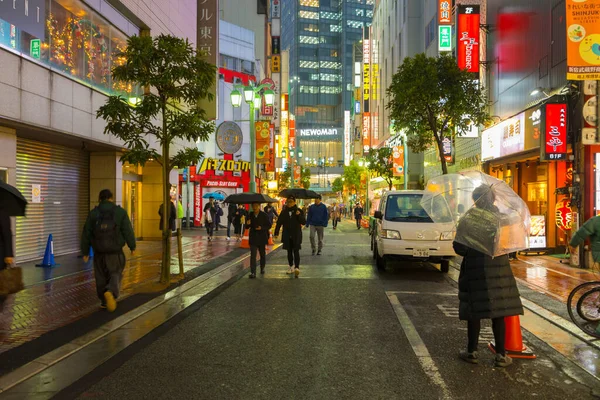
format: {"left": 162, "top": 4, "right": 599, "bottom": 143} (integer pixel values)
{"left": 541, "top": 103, "right": 568, "bottom": 161}
{"left": 555, "top": 198, "right": 573, "bottom": 231}
{"left": 392, "top": 146, "right": 404, "bottom": 177}
{"left": 344, "top": 111, "right": 351, "bottom": 166}
{"left": 197, "top": 0, "right": 219, "bottom": 120}
{"left": 266, "top": 124, "right": 275, "bottom": 172}
{"left": 438, "top": 0, "right": 452, "bottom": 24}
{"left": 457, "top": 5, "right": 480, "bottom": 75}
{"left": 194, "top": 184, "right": 202, "bottom": 227}
{"left": 293, "top": 165, "right": 301, "bottom": 186}
{"left": 442, "top": 137, "right": 454, "bottom": 164}
{"left": 582, "top": 80, "right": 598, "bottom": 144}
{"left": 566, "top": 0, "right": 600, "bottom": 80}
{"left": 255, "top": 121, "right": 271, "bottom": 163}
{"left": 529, "top": 215, "right": 547, "bottom": 249}
{"left": 363, "top": 112, "right": 371, "bottom": 155}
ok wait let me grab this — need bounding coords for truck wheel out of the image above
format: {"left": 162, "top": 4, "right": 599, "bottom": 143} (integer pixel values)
{"left": 440, "top": 260, "right": 450, "bottom": 273}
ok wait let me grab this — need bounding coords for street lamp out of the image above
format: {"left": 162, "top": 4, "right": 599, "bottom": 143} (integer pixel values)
{"left": 230, "top": 81, "right": 275, "bottom": 192}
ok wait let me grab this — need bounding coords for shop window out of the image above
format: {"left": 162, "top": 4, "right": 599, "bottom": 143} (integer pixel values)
{"left": 0, "top": 0, "right": 138, "bottom": 97}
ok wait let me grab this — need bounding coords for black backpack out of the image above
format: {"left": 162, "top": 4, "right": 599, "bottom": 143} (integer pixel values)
{"left": 92, "top": 206, "right": 121, "bottom": 253}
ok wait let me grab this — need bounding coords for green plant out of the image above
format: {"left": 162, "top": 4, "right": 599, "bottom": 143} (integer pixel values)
{"left": 365, "top": 147, "right": 398, "bottom": 190}
{"left": 97, "top": 34, "right": 216, "bottom": 283}
{"left": 387, "top": 53, "right": 489, "bottom": 174}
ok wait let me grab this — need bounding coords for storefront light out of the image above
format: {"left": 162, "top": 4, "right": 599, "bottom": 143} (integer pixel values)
{"left": 244, "top": 86, "right": 254, "bottom": 103}
{"left": 253, "top": 93, "right": 262, "bottom": 109}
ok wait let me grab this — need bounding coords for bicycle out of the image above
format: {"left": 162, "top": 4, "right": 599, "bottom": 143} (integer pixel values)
{"left": 567, "top": 281, "right": 600, "bottom": 339}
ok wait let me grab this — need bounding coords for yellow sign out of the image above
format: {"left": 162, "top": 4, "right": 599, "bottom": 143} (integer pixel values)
{"left": 566, "top": 0, "right": 600, "bottom": 80}
{"left": 272, "top": 55, "right": 281, "bottom": 73}
{"left": 372, "top": 64, "right": 379, "bottom": 101}
{"left": 363, "top": 63, "right": 370, "bottom": 101}
{"left": 198, "top": 158, "right": 251, "bottom": 173}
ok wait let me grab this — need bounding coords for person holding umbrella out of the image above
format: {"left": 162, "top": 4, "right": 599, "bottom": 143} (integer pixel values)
{"left": 204, "top": 196, "right": 217, "bottom": 241}
{"left": 274, "top": 195, "right": 306, "bottom": 277}
{"left": 233, "top": 204, "right": 247, "bottom": 241}
{"left": 245, "top": 202, "right": 272, "bottom": 278}
{"left": 453, "top": 185, "right": 523, "bottom": 368}
{"left": 0, "top": 181, "right": 27, "bottom": 303}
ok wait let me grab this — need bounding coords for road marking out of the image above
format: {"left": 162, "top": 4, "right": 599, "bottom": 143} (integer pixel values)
{"left": 0, "top": 245, "right": 281, "bottom": 395}
{"left": 387, "top": 293, "right": 453, "bottom": 400}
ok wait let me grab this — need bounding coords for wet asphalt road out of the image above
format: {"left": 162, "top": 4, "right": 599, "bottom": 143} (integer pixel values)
{"left": 62, "top": 220, "right": 600, "bottom": 399}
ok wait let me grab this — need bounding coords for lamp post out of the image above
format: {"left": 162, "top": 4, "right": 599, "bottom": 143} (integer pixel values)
{"left": 230, "top": 82, "right": 275, "bottom": 193}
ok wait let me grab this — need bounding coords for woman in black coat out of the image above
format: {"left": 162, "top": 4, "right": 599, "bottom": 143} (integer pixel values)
{"left": 453, "top": 185, "right": 523, "bottom": 368}
{"left": 274, "top": 196, "right": 306, "bottom": 277}
{"left": 0, "top": 210, "right": 14, "bottom": 304}
{"left": 245, "top": 203, "right": 272, "bottom": 278}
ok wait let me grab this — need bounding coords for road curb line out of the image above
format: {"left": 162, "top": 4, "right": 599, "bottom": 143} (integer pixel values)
{"left": 0, "top": 245, "right": 281, "bottom": 394}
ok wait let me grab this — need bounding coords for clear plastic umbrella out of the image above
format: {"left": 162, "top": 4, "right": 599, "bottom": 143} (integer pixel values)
{"left": 421, "top": 170, "right": 531, "bottom": 257}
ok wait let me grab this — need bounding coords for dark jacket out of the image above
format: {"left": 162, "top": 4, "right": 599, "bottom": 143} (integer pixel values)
{"left": 354, "top": 206, "right": 364, "bottom": 219}
{"left": 274, "top": 205, "right": 306, "bottom": 250}
{"left": 245, "top": 210, "right": 272, "bottom": 247}
{"left": 81, "top": 201, "right": 136, "bottom": 256}
{"left": 227, "top": 204, "right": 237, "bottom": 221}
{"left": 233, "top": 208, "right": 247, "bottom": 225}
{"left": 307, "top": 203, "right": 329, "bottom": 227}
{"left": 453, "top": 207, "right": 523, "bottom": 321}
{"left": 570, "top": 215, "right": 600, "bottom": 262}
{"left": 0, "top": 210, "right": 13, "bottom": 270}
{"left": 159, "top": 202, "right": 177, "bottom": 231}
{"left": 264, "top": 205, "right": 279, "bottom": 225}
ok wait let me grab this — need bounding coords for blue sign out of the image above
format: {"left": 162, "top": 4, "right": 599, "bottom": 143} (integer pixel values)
{"left": 355, "top": 101, "right": 361, "bottom": 114}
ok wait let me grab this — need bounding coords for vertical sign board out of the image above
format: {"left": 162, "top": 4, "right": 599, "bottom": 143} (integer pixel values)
{"left": 271, "top": 0, "right": 280, "bottom": 18}
{"left": 566, "top": 0, "right": 600, "bottom": 80}
{"left": 457, "top": 5, "right": 480, "bottom": 75}
{"left": 261, "top": 78, "right": 274, "bottom": 116}
{"left": 438, "top": 25, "right": 452, "bottom": 52}
{"left": 363, "top": 112, "right": 371, "bottom": 155}
{"left": 344, "top": 111, "right": 351, "bottom": 166}
{"left": 30, "top": 39, "right": 41, "bottom": 59}
{"left": 442, "top": 137, "right": 454, "bottom": 164}
{"left": 271, "top": 73, "right": 281, "bottom": 133}
{"left": 271, "top": 37, "right": 280, "bottom": 54}
{"left": 363, "top": 36, "right": 370, "bottom": 114}
{"left": 438, "top": 0, "right": 452, "bottom": 24}
{"left": 392, "top": 146, "right": 404, "bottom": 177}
{"left": 197, "top": 0, "right": 219, "bottom": 120}
{"left": 541, "top": 103, "right": 568, "bottom": 161}
{"left": 194, "top": 183, "right": 202, "bottom": 227}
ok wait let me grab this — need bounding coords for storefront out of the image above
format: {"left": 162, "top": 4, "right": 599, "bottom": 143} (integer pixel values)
{"left": 179, "top": 157, "right": 252, "bottom": 227}
{"left": 481, "top": 100, "right": 572, "bottom": 252}
{"left": 15, "top": 137, "right": 90, "bottom": 261}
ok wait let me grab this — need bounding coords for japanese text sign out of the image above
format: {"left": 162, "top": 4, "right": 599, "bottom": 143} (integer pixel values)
{"left": 439, "top": 0, "right": 452, "bottom": 24}
{"left": 457, "top": 5, "right": 480, "bottom": 74}
{"left": 566, "top": 0, "right": 600, "bottom": 80}
{"left": 197, "top": 0, "right": 219, "bottom": 120}
{"left": 392, "top": 146, "right": 404, "bottom": 177}
{"left": 542, "top": 103, "right": 568, "bottom": 161}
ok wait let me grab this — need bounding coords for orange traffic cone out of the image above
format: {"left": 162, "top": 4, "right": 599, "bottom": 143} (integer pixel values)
{"left": 268, "top": 230, "right": 274, "bottom": 245}
{"left": 240, "top": 228, "right": 250, "bottom": 249}
{"left": 488, "top": 315, "right": 536, "bottom": 359}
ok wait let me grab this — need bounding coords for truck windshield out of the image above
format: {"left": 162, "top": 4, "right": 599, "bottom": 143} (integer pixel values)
{"left": 384, "top": 194, "right": 433, "bottom": 223}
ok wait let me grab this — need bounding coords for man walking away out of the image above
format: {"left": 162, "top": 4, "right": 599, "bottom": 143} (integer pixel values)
{"left": 306, "top": 195, "right": 328, "bottom": 255}
{"left": 264, "top": 202, "right": 279, "bottom": 226}
{"left": 245, "top": 202, "right": 272, "bottom": 278}
{"left": 226, "top": 202, "right": 237, "bottom": 240}
{"left": 204, "top": 196, "right": 217, "bottom": 241}
{"left": 158, "top": 201, "right": 177, "bottom": 232}
{"left": 330, "top": 202, "right": 340, "bottom": 230}
{"left": 354, "top": 203, "right": 364, "bottom": 229}
{"left": 274, "top": 196, "right": 306, "bottom": 277}
{"left": 81, "top": 189, "right": 136, "bottom": 312}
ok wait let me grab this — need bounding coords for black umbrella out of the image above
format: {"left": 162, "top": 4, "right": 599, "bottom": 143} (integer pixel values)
{"left": 224, "top": 192, "right": 278, "bottom": 204}
{"left": 278, "top": 188, "right": 320, "bottom": 199}
{"left": 0, "top": 181, "right": 27, "bottom": 217}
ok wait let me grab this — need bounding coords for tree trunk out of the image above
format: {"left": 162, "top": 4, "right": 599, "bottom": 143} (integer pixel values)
{"left": 161, "top": 108, "right": 171, "bottom": 284}
{"left": 435, "top": 133, "right": 449, "bottom": 175}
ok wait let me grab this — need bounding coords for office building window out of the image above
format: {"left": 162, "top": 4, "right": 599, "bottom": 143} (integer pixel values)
{"left": 299, "top": 10, "right": 319, "bottom": 19}
{"left": 300, "top": 0, "right": 320, "bottom": 7}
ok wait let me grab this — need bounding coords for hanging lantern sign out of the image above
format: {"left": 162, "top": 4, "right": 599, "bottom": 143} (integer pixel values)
{"left": 555, "top": 198, "right": 572, "bottom": 231}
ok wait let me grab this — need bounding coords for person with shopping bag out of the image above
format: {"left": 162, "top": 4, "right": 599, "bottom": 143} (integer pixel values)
{"left": 0, "top": 208, "right": 23, "bottom": 305}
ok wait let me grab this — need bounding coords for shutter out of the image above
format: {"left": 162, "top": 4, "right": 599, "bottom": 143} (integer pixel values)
{"left": 15, "top": 138, "right": 90, "bottom": 261}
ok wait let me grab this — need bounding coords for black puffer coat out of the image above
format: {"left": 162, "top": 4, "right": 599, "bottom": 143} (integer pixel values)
{"left": 453, "top": 241, "right": 523, "bottom": 320}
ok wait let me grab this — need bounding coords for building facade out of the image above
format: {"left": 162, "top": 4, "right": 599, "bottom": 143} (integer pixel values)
{"left": 281, "top": 0, "right": 374, "bottom": 190}
{"left": 0, "top": 0, "right": 198, "bottom": 261}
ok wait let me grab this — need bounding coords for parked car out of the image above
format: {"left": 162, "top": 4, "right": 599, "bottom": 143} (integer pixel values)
{"left": 372, "top": 190, "right": 456, "bottom": 272}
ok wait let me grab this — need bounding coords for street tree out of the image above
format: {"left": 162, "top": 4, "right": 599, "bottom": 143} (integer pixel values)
{"left": 387, "top": 53, "right": 489, "bottom": 174}
{"left": 300, "top": 167, "right": 311, "bottom": 190}
{"left": 277, "top": 166, "right": 311, "bottom": 190}
{"left": 342, "top": 160, "right": 366, "bottom": 194}
{"left": 97, "top": 34, "right": 216, "bottom": 284}
{"left": 331, "top": 177, "right": 344, "bottom": 193}
{"left": 365, "top": 147, "right": 397, "bottom": 190}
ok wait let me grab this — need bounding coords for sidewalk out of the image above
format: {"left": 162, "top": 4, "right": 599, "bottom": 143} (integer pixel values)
{"left": 0, "top": 230, "right": 239, "bottom": 355}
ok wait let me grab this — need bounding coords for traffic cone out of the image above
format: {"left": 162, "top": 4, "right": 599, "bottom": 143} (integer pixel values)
{"left": 240, "top": 229, "right": 250, "bottom": 249}
{"left": 488, "top": 315, "right": 536, "bottom": 359}
{"left": 268, "top": 230, "right": 274, "bottom": 245}
{"left": 36, "top": 234, "right": 59, "bottom": 268}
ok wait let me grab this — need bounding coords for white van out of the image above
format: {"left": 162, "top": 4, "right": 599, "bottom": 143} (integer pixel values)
{"left": 372, "top": 190, "right": 456, "bottom": 272}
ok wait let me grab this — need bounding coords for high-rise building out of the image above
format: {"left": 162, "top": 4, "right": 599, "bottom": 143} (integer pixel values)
{"left": 282, "top": 0, "right": 374, "bottom": 189}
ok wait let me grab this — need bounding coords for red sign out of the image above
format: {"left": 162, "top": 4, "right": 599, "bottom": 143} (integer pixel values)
{"left": 363, "top": 112, "right": 371, "bottom": 155}
{"left": 438, "top": 0, "right": 451, "bottom": 24}
{"left": 194, "top": 184, "right": 202, "bottom": 226}
{"left": 293, "top": 165, "right": 301, "bottom": 185}
{"left": 204, "top": 180, "right": 240, "bottom": 187}
{"left": 457, "top": 5, "right": 480, "bottom": 74}
{"left": 261, "top": 78, "right": 275, "bottom": 116}
{"left": 289, "top": 116, "right": 296, "bottom": 148}
{"left": 555, "top": 198, "right": 572, "bottom": 231}
{"left": 543, "top": 103, "right": 568, "bottom": 161}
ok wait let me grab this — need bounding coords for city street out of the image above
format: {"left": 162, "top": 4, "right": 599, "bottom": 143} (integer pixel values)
{"left": 1, "top": 219, "right": 598, "bottom": 399}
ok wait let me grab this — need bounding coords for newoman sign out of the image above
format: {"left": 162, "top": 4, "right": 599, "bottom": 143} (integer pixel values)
{"left": 298, "top": 128, "right": 340, "bottom": 137}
